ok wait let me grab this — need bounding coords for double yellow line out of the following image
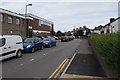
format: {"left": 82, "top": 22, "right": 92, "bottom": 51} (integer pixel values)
{"left": 49, "top": 59, "right": 69, "bottom": 79}
{"left": 63, "top": 74, "right": 105, "bottom": 78}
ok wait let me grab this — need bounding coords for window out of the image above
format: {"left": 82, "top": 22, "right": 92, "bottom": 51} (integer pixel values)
{"left": 34, "top": 39, "right": 39, "bottom": 43}
{"left": 40, "top": 20, "right": 52, "bottom": 27}
{"left": 8, "top": 16, "right": 13, "bottom": 24}
{"left": 16, "top": 18, "right": 20, "bottom": 24}
{"left": 39, "top": 20, "right": 41, "bottom": 26}
{"left": 38, "top": 38, "right": 42, "bottom": 41}
{"left": 22, "top": 19, "right": 25, "bottom": 25}
{"left": 0, "top": 38, "right": 5, "bottom": 47}
{"left": 51, "top": 38, "right": 55, "bottom": 41}
{"left": 0, "top": 14, "right": 3, "bottom": 22}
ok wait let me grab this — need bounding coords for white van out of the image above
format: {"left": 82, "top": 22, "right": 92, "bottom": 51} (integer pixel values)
{"left": 0, "top": 35, "right": 23, "bottom": 60}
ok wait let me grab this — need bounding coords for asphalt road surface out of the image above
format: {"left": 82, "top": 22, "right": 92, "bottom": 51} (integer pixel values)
{"left": 2, "top": 39, "right": 81, "bottom": 78}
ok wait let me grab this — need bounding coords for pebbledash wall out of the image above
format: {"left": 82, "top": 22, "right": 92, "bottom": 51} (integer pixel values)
{"left": 0, "top": 8, "right": 54, "bottom": 37}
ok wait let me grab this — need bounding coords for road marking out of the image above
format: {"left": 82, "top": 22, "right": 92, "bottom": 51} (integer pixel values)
{"left": 60, "top": 53, "right": 76, "bottom": 78}
{"left": 20, "top": 63, "right": 24, "bottom": 66}
{"left": 63, "top": 74, "right": 105, "bottom": 78}
{"left": 49, "top": 59, "right": 69, "bottom": 79}
{"left": 54, "top": 59, "right": 69, "bottom": 78}
{"left": 30, "top": 58, "right": 35, "bottom": 61}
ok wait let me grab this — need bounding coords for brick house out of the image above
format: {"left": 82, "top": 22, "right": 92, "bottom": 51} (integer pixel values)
{"left": 0, "top": 8, "right": 33, "bottom": 37}
{"left": 0, "top": 8, "right": 54, "bottom": 37}
{"left": 27, "top": 14, "right": 54, "bottom": 37}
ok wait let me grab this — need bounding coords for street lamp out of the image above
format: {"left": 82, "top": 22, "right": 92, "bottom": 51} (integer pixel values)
{"left": 25, "top": 4, "right": 32, "bottom": 37}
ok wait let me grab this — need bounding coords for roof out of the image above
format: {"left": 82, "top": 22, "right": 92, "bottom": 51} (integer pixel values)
{"left": 0, "top": 8, "right": 33, "bottom": 20}
{"left": 94, "top": 25, "right": 103, "bottom": 30}
{"left": 28, "top": 13, "right": 54, "bottom": 24}
{"left": 110, "top": 17, "right": 120, "bottom": 23}
{"left": 103, "top": 17, "right": 120, "bottom": 28}
{"left": 0, "top": 35, "right": 21, "bottom": 38}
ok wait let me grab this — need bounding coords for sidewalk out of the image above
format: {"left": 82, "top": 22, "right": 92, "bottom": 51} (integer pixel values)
{"left": 61, "top": 39, "right": 112, "bottom": 79}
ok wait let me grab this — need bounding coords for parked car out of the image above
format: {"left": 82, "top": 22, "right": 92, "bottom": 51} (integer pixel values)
{"left": 58, "top": 36, "right": 62, "bottom": 39}
{"left": 61, "top": 36, "right": 69, "bottom": 42}
{"left": 54, "top": 36, "right": 59, "bottom": 40}
{"left": 21, "top": 37, "right": 27, "bottom": 42}
{"left": 0, "top": 35, "right": 23, "bottom": 60}
{"left": 68, "top": 36, "right": 72, "bottom": 41}
{"left": 68, "top": 36, "right": 74, "bottom": 41}
{"left": 37, "top": 36, "right": 45, "bottom": 40}
{"left": 23, "top": 37, "right": 44, "bottom": 53}
{"left": 43, "top": 38, "right": 56, "bottom": 48}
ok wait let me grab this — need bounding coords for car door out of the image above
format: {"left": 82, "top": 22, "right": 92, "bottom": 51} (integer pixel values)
{"left": 53, "top": 38, "right": 56, "bottom": 45}
{"left": 0, "top": 38, "right": 6, "bottom": 56}
{"left": 51, "top": 38, "right": 55, "bottom": 45}
{"left": 2, "top": 37, "right": 16, "bottom": 58}
{"left": 34, "top": 39, "right": 39, "bottom": 50}
{"left": 38, "top": 38, "right": 43, "bottom": 48}
{"left": 35, "top": 38, "right": 40, "bottom": 49}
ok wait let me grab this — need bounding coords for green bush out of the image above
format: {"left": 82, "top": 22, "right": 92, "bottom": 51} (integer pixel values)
{"left": 90, "top": 33, "right": 120, "bottom": 77}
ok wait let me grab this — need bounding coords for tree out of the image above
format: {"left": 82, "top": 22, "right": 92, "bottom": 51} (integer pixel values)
{"left": 51, "top": 30, "right": 56, "bottom": 35}
{"left": 56, "top": 30, "right": 63, "bottom": 36}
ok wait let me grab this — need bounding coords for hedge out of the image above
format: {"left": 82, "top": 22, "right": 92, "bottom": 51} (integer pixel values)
{"left": 90, "top": 33, "right": 120, "bottom": 77}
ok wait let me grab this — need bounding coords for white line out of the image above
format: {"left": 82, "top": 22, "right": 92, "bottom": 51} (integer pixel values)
{"left": 20, "top": 63, "right": 24, "bottom": 66}
{"left": 60, "top": 53, "right": 76, "bottom": 78}
{"left": 30, "top": 58, "right": 35, "bottom": 61}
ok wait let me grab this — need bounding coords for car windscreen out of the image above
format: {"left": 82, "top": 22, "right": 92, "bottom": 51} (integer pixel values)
{"left": 0, "top": 38, "right": 5, "bottom": 47}
{"left": 43, "top": 38, "right": 51, "bottom": 41}
{"left": 62, "top": 36, "right": 67, "bottom": 38}
{"left": 24, "top": 38, "right": 34, "bottom": 43}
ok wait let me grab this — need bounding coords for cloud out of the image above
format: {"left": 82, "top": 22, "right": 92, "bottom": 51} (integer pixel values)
{"left": 1, "top": 2, "right": 118, "bottom": 32}
{"left": 1, "top": 0, "right": 119, "bottom": 2}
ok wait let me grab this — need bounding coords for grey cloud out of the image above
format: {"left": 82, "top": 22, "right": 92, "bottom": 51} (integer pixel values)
{"left": 1, "top": 2, "right": 118, "bottom": 32}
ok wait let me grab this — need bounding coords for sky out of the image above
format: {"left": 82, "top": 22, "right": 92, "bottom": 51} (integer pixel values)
{"left": 0, "top": 0, "right": 119, "bottom": 32}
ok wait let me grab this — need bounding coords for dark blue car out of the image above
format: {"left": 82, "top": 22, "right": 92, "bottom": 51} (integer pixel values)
{"left": 43, "top": 38, "right": 56, "bottom": 48}
{"left": 23, "top": 37, "right": 44, "bottom": 53}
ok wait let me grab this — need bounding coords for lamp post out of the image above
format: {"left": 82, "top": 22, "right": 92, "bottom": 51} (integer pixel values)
{"left": 25, "top": 4, "right": 32, "bottom": 37}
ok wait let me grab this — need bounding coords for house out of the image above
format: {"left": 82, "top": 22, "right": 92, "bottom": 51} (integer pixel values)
{"left": 93, "top": 17, "right": 120, "bottom": 35}
{"left": 0, "top": 8, "right": 54, "bottom": 37}
{"left": 0, "top": 8, "right": 33, "bottom": 37}
{"left": 102, "top": 18, "right": 120, "bottom": 34}
{"left": 92, "top": 25, "right": 103, "bottom": 34}
{"left": 27, "top": 14, "right": 54, "bottom": 37}
{"left": 109, "top": 17, "right": 120, "bottom": 33}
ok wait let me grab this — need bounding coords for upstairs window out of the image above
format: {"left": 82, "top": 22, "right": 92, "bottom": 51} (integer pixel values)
{"left": 8, "top": 16, "right": 13, "bottom": 24}
{"left": 0, "top": 14, "right": 3, "bottom": 22}
{"left": 40, "top": 20, "right": 51, "bottom": 27}
{"left": 16, "top": 18, "right": 20, "bottom": 24}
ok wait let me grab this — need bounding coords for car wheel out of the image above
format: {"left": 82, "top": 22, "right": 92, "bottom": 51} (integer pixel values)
{"left": 16, "top": 50, "right": 22, "bottom": 58}
{"left": 41, "top": 45, "right": 44, "bottom": 50}
{"left": 31, "top": 48, "right": 35, "bottom": 53}
{"left": 49, "top": 45, "right": 51, "bottom": 48}
{"left": 54, "top": 43, "right": 56, "bottom": 46}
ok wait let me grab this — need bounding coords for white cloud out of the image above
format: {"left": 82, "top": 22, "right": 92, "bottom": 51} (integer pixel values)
{"left": 1, "top": 0, "right": 120, "bottom": 2}
{"left": 1, "top": 2, "right": 118, "bottom": 32}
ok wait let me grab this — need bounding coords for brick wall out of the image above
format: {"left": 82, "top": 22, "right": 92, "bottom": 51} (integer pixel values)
{"left": 2, "top": 13, "right": 27, "bottom": 37}
{"left": 30, "top": 17, "right": 52, "bottom": 37}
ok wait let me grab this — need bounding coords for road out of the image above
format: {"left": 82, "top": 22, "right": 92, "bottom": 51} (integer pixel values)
{"left": 2, "top": 39, "right": 81, "bottom": 78}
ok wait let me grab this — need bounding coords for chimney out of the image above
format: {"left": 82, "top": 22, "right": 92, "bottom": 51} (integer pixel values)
{"left": 110, "top": 18, "right": 115, "bottom": 23}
